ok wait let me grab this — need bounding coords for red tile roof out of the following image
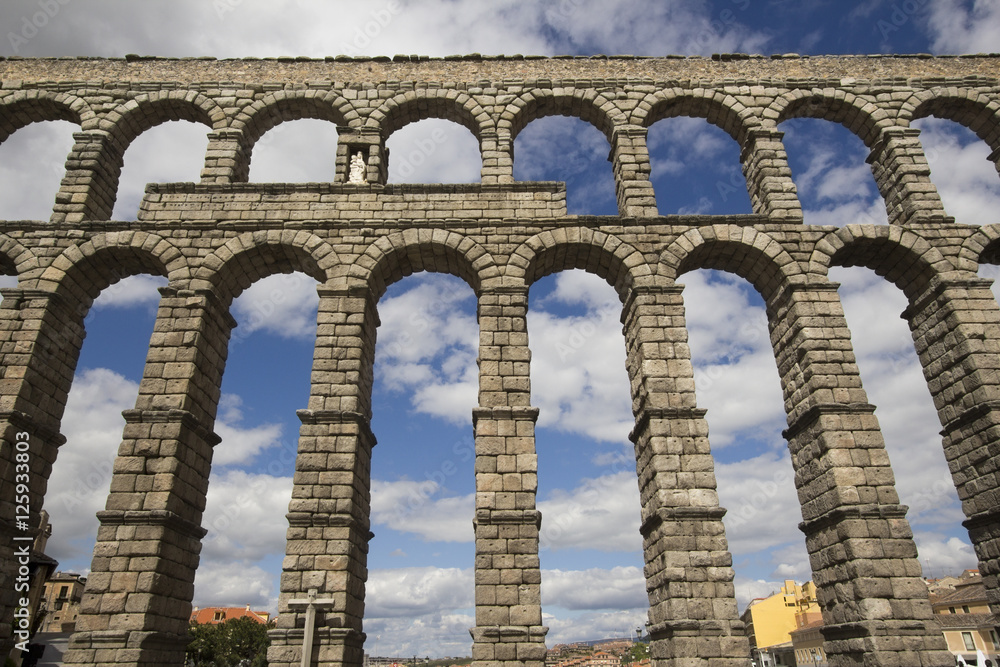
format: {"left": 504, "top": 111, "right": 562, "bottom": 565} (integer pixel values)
{"left": 190, "top": 606, "right": 270, "bottom": 625}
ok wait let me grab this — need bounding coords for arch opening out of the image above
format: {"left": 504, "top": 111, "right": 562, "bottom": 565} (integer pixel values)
{"left": 366, "top": 272, "right": 479, "bottom": 658}
{"left": 112, "top": 120, "right": 210, "bottom": 220}
{"left": 0, "top": 119, "right": 76, "bottom": 220}
{"left": 780, "top": 117, "right": 887, "bottom": 226}
{"left": 647, "top": 117, "right": 752, "bottom": 215}
{"left": 248, "top": 118, "right": 340, "bottom": 183}
{"left": 527, "top": 269, "right": 646, "bottom": 646}
{"left": 386, "top": 118, "right": 481, "bottom": 184}
{"left": 514, "top": 116, "right": 617, "bottom": 216}
{"left": 912, "top": 117, "right": 1000, "bottom": 226}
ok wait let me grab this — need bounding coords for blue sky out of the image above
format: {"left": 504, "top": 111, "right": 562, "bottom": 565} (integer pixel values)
{"left": 2, "top": 0, "right": 1000, "bottom": 658}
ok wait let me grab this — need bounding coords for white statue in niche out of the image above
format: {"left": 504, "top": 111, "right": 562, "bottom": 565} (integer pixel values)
{"left": 348, "top": 151, "right": 367, "bottom": 184}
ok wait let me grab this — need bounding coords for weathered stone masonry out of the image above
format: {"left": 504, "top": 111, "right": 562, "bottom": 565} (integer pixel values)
{"left": 1, "top": 53, "right": 1000, "bottom": 667}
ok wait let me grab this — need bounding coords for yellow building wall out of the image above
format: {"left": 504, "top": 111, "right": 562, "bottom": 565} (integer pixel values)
{"left": 748, "top": 581, "right": 822, "bottom": 650}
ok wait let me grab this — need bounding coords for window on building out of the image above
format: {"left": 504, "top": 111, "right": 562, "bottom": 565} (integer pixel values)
{"left": 58, "top": 585, "right": 68, "bottom": 599}
{"left": 963, "top": 632, "right": 976, "bottom": 651}
{"left": 963, "top": 605, "right": 971, "bottom": 614}
{"left": 213, "top": 610, "right": 225, "bottom": 622}
{"left": 991, "top": 629, "right": 999, "bottom": 649}
{"left": 950, "top": 607, "right": 957, "bottom": 614}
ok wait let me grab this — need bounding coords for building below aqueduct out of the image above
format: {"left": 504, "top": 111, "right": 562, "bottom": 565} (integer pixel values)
{"left": 1, "top": 53, "right": 1000, "bottom": 667}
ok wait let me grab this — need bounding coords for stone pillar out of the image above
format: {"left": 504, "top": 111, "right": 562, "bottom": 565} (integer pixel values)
{"left": 50, "top": 130, "right": 120, "bottom": 223}
{"left": 490, "top": 130, "right": 515, "bottom": 185}
{"left": 902, "top": 277, "right": 1000, "bottom": 616}
{"left": 611, "top": 127, "right": 658, "bottom": 217}
{"left": 63, "top": 287, "right": 234, "bottom": 667}
{"left": 768, "top": 281, "right": 950, "bottom": 667}
{"left": 480, "top": 130, "right": 509, "bottom": 185}
{"left": 621, "top": 284, "right": 748, "bottom": 666}
{"left": 740, "top": 128, "right": 803, "bottom": 221}
{"left": 0, "top": 288, "right": 83, "bottom": 659}
{"left": 201, "top": 129, "right": 250, "bottom": 183}
{"left": 266, "top": 286, "right": 378, "bottom": 667}
{"left": 867, "top": 126, "right": 950, "bottom": 226}
{"left": 471, "top": 287, "right": 547, "bottom": 667}
{"left": 336, "top": 128, "right": 387, "bottom": 185}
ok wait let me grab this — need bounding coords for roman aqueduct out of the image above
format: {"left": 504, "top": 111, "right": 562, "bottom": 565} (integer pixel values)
{"left": 1, "top": 54, "right": 1000, "bottom": 666}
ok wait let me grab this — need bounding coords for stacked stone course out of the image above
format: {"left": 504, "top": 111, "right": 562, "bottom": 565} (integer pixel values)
{"left": 1, "top": 54, "right": 999, "bottom": 666}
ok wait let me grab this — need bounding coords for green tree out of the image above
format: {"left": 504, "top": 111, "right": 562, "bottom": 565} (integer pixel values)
{"left": 186, "top": 617, "right": 272, "bottom": 667}
{"left": 621, "top": 642, "right": 649, "bottom": 666}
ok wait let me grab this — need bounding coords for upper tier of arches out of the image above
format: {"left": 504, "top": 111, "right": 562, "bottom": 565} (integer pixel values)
{"left": 1, "top": 81, "right": 998, "bottom": 222}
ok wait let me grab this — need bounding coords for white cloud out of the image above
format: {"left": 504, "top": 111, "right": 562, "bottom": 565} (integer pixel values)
{"left": 914, "top": 116, "right": 1000, "bottom": 226}
{"left": 543, "top": 609, "right": 648, "bottom": 647}
{"left": 542, "top": 566, "right": 646, "bottom": 611}
{"left": 0, "top": 120, "right": 76, "bottom": 221}
{"left": 913, "top": 534, "right": 979, "bottom": 578}
{"left": 230, "top": 272, "right": 319, "bottom": 341}
{"left": 364, "top": 612, "right": 475, "bottom": 659}
{"left": 375, "top": 275, "right": 479, "bottom": 425}
{"left": 192, "top": 560, "right": 278, "bottom": 611}
{"left": 528, "top": 272, "right": 633, "bottom": 442}
{"left": 92, "top": 274, "right": 167, "bottom": 310}
{"left": 365, "top": 566, "right": 474, "bottom": 619}
{"left": 248, "top": 118, "right": 339, "bottom": 183}
{"left": 112, "top": 120, "right": 209, "bottom": 220}
{"left": 681, "top": 270, "right": 786, "bottom": 447}
{"left": 387, "top": 119, "right": 481, "bottom": 184}
{"left": 715, "top": 451, "right": 803, "bottom": 556}
{"left": 926, "top": 0, "right": 1000, "bottom": 55}
{"left": 201, "top": 469, "right": 294, "bottom": 562}
{"left": 370, "top": 479, "right": 475, "bottom": 543}
{"left": 44, "top": 368, "right": 139, "bottom": 569}
{"left": 538, "top": 471, "right": 642, "bottom": 553}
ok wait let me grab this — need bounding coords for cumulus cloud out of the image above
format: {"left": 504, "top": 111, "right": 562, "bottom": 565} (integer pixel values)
{"left": 538, "top": 471, "right": 642, "bottom": 553}
{"left": 111, "top": 120, "right": 210, "bottom": 220}
{"left": 370, "top": 479, "right": 475, "bottom": 543}
{"left": 542, "top": 566, "right": 646, "bottom": 611}
{"left": 366, "top": 567, "right": 474, "bottom": 619}
{"left": 528, "top": 271, "right": 634, "bottom": 442}
{"left": 387, "top": 119, "right": 482, "bottom": 184}
{"left": 925, "top": 0, "right": 1000, "bottom": 55}
{"left": 230, "top": 272, "right": 320, "bottom": 341}
{"left": 914, "top": 116, "right": 1000, "bottom": 226}
{"left": 0, "top": 120, "right": 76, "bottom": 221}
{"left": 93, "top": 274, "right": 166, "bottom": 310}
{"left": 543, "top": 609, "right": 648, "bottom": 647}
{"left": 375, "top": 275, "right": 479, "bottom": 425}
{"left": 192, "top": 560, "right": 279, "bottom": 611}
{"left": 44, "top": 368, "right": 139, "bottom": 570}
{"left": 0, "top": 0, "right": 771, "bottom": 59}
{"left": 249, "top": 118, "right": 340, "bottom": 183}
{"left": 200, "top": 469, "right": 294, "bottom": 563}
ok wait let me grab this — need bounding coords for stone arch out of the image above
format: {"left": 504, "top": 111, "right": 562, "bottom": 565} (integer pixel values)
{"left": 901, "top": 88, "right": 1000, "bottom": 158}
{"left": 809, "top": 225, "right": 956, "bottom": 301}
{"left": 0, "top": 90, "right": 92, "bottom": 143}
{"left": 959, "top": 224, "right": 1000, "bottom": 273}
{"left": 86, "top": 92, "right": 225, "bottom": 219}
{"left": 365, "top": 89, "right": 493, "bottom": 141}
{"left": 767, "top": 89, "right": 895, "bottom": 148}
{"left": 0, "top": 234, "right": 38, "bottom": 280}
{"left": 508, "top": 227, "right": 654, "bottom": 300}
{"left": 631, "top": 88, "right": 760, "bottom": 145}
{"left": 35, "top": 231, "right": 185, "bottom": 310}
{"left": 498, "top": 88, "right": 627, "bottom": 143}
{"left": 100, "top": 91, "right": 226, "bottom": 147}
{"left": 350, "top": 229, "right": 499, "bottom": 300}
{"left": 660, "top": 225, "right": 803, "bottom": 302}
{"left": 196, "top": 230, "right": 341, "bottom": 305}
